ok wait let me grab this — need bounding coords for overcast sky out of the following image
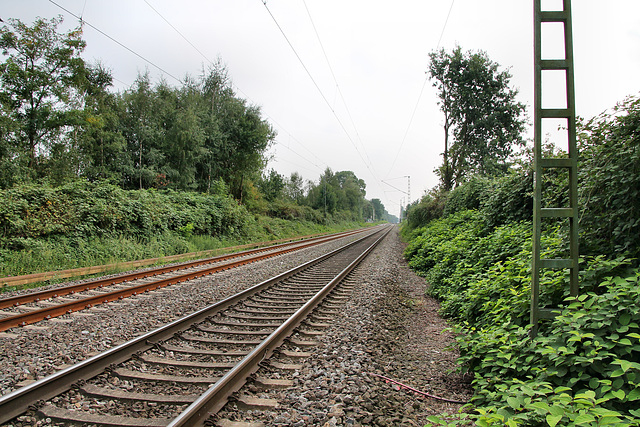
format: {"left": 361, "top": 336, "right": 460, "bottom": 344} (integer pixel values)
{"left": 3, "top": 0, "right": 640, "bottom": 215}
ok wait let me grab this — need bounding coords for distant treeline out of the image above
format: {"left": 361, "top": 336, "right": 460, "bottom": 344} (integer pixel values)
{"left": 0, "top": 16, "right": 396, "bottom": 223}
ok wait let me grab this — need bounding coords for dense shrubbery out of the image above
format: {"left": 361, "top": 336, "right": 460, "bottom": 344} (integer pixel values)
{"left": 0, "top": 181, "right": 372, "bottom": 278}
{"left": 409, "top": 211, "right": 640, "bottom": 425}
{"left": 0, "top": 181, "right": 248, "bottom": 247}
{"left": 579, "top": 95, "right": 640, "bottom": 261}
{"left": 404, "top": 94, "right": 640, "bottom": 426}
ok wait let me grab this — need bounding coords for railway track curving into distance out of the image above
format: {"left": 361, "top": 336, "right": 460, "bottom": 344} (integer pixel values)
{"left": 0, "top": 225, "right": 392, "bottom": 425}
{"left": 0, "top": 228, "right": 369, "bottom": 332}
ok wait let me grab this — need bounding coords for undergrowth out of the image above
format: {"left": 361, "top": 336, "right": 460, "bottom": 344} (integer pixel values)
{"left": 0, "top": 181, "right": 368, "bottom": 288}
{"left": 404, "top": 210, "right": 640, "bottom": 426}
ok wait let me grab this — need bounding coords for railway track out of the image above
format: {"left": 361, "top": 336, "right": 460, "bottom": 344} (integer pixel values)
{"left": 0, "top": 225, "right": 392, "bottom": 426}
{"left": 0, "top": 228, "right": 370, "bottom": 332}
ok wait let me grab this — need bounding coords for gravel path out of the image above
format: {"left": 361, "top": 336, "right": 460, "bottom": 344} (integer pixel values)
{"left": 0, "top": 227, "right": 473, "bottom": 426}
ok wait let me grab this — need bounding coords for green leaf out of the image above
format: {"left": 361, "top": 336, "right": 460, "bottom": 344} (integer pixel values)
{"left": 574, "top": 413, "right": 596, "bottom": 424}
{"left": 611, "top": 389, "right": 626, "bottom": 400}
{"left": 546, "top": 414, "right": 563, "bottom": 427}
{"left": 610, "top": 369, "right": 625, "bottom": 378}
{"left": 527, "top": 401, "right": 551, "bottom": 413}
{"left": 629, "top": 408, "right": 640, "bottom": 417}
{"left": 619, "top": 312, "right": 633, "bottom": 326}
{"left": 549, "top": 406, "right": 565, "bottom": 417}
{"left": 627, "top": 387, "right": 640, "bottom": 401}
{"left": 506, "top": 396, "right": 521, "bottom": 409}
{"left": 614, "top": 359, "right": 633, "bottom": 373}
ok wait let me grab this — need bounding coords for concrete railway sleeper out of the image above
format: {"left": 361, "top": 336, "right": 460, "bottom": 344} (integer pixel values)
{"left": 0, "top": 225, "right": 392, "bottom": 426}
{"left": 0, "top": 227, "right": 375, "bottom": 332}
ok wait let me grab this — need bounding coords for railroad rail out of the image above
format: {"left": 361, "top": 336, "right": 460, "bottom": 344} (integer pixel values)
{"left": 0, "top": 227, "right": 371, "bottom": 332}
{"left": 0, "top": 230, "right": 352, "bottom": 288}
{"left": 0, "top": 225, "right": 392, "bottom": 425}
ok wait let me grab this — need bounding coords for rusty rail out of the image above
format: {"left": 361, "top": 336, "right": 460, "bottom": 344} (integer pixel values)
{"left": 0, "top": 228, "right": 369, "bottom": 332}
{"left": 0, "top": 228, "right": 366, "bottom": 288}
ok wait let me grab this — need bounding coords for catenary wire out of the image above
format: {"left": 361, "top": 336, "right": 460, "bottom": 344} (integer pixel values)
{"left": 385, "top": 0, "right": 456, "bottom": 186}
{"left": 260, "top": 0, "right": 384, "bottom": 189}
{"left": 48, "top": 0, "right": 183, "bottom": 84}
{"left": 301, "top": 0, "right": 376, "bottom": 173}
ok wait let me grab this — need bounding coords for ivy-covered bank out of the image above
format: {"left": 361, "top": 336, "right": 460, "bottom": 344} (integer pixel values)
{"left": 0, "top": 181, "right": 368, "bottom": 281}
{"left": 402, "top": 95, "right": 640, "bottom": 426}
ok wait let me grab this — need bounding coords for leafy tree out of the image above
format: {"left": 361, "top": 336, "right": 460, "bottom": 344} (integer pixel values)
{"left": 334, "top": 170, "right": 366, "bottom": 213}
{"left": 308, "top": 168, "right": 337, "bottom": 215}
{"left": 306, "top": 168, "right": 368, "bottom": 219}
{"left": 257, "top": 168, "right": 285, "bottom": 202}
{"left": 199, "top": 64, "right": 275, "bottom": 200}
{"left": 117, "top": 72, "right": 164, "bottom": 189}
{"left": 0, "top": 16, "right": 87, "bottom": 184}
{"left": 77, "top": 62, "right": 126, "bottom": 183}
{"left": 284, "top": 171, "right": 305, "bottom": 204}
{"left": 428, "top": 46, "right": 527, "bottom": 190}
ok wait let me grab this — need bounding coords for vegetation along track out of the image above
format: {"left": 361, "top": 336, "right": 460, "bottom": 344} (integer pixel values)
{"left": 0, "top": 228, "right": 370, "bottom": 332}
{"left": 0, "top": 225, "right": 392, "bottom": 425}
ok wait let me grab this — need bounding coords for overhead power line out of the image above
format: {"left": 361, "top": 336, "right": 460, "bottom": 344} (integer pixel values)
{"left": 142, "top": 0, "right": 213, "bottom": 65}
{"left": 385, "top": 0, "right": 456, "bottom": 183}
{"left": 260, "top": 0, "right": 382, "bottom": 187}
{"left": 48, "top": 0, "right": 183, "bottom": 84}
{"left": 301, "top": 0, "right": 375, "bottom": 172}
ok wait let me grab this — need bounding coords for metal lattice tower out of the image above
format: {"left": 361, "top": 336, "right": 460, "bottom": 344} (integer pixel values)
{"left": 531, "top": 0, "right": 579, "bottom": 336}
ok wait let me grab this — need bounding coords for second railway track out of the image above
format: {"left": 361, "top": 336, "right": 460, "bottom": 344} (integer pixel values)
{"left": 0, "top": 228, "right": 370, "bottom": 332}
{"left": 0, "top": 225, "right": 392, "bottom": 426}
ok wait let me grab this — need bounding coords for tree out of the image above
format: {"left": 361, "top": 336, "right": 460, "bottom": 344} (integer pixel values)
{"left": 428, "top": 46, "right": 526, "bottom": 190}
{"left": 578, "top": 94, "right": 640, "bottom": 260}
{"left": 284, "top": 171, "right": 305, "bottom": 203}
{"left": 77, "top": 62, "right": 126, "bottom": 183}
{"left": 0, "top": 16, "right": 87, "bottom": 183}
{"left": 198, "top": 63, "right": 275, "bottom": 201}
{"left": 257, "top": 168, "right": 285, "bottom": 202}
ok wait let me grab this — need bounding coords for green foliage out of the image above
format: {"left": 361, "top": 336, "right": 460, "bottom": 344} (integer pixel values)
{"left": 403, "top": 169, "right": 532, "bottom": 236}
{"left": 443, "top": 176, "right": 492, "bottom": 216}
{"left": 257, "top": 169, "right": 285, "bottom": 202}
{"left": 405, "top": 206, "right": 640, "bottom": 425}
{"left": 0, "top": 18, "right": 392, "bottom": 225}
{"left": 578, "top": 94, "right": 640, "bottom": 261}
{"left": 0, "top": 181, "right": 249, "bottom": 247}
{"left": 428, "top": 45, "right": 527, "bottom": 190}
{"left": 306, "top": 168, "right": 367, "bottom": 219}
{"left": 403, "top": 190, "right": 447, "bottom": 233}
{"left": 0, "top": 16, "right": 88, "bottom": 186}
{"left": 450, "top": 264, "right": 640, "bottom": 426}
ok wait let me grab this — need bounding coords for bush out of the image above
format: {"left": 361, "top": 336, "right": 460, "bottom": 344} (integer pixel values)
{"left": 579, "top": 94, "right": 640, "bottom": 261}
{"left": 454, "top": 262, "right": 640, "bottom": 426}
{"left": 403, "top": 190, "right": 447, "bottom": 233}
{"left": 0, "top": 181, "right": 249, "bottom": 246}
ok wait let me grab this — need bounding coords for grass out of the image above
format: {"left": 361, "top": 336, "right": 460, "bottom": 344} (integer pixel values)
{"left": 0, "top": 217, "right": 374, "bottom": 293}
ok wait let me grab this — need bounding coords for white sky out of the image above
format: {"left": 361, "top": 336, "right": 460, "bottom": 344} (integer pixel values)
{"left": 3, "top": 0, "right": 640, "bottom": 216}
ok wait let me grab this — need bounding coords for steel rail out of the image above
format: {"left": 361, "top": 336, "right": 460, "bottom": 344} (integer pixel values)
{"left": 0, "top": 227, "right": 388, "bottom": 424}
{"left": 168, "top": 225, "right": 392, "bottom": 426}
{"left": 0, "top": 228, "right": 367, "bottom": 309}
{"left": 0, "top": 229, "right": 372, "bottom": 332}
{"left": 0, "top": 229, "right": 360, "bottom": 288}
